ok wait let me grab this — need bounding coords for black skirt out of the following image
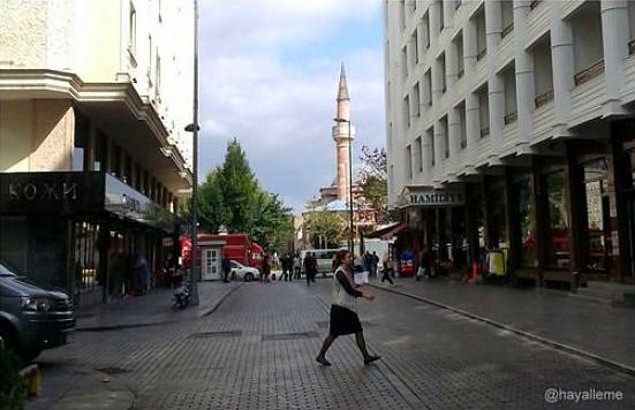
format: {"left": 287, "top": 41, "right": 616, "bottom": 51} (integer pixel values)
{"left": 330, "top": 305, "right": 362, "bottom": 336}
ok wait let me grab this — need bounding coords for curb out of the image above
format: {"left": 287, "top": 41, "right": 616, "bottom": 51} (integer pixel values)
{"left": 369, "top": 283, "right": 635, "bottom": 378}
{"left": 77, "top": 284, "right": 242, "bottom": 331}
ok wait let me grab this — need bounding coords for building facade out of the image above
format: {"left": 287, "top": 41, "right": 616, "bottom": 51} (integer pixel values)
{"left": 384, "top": 0, "right": 635, "bottom": 287}
{"left": 0, "top": 0, "right": 194, "bottom": 305}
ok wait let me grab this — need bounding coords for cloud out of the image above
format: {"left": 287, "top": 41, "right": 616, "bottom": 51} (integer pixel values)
{"left": 198, "top": 0, "right": 384, "bottom": 212}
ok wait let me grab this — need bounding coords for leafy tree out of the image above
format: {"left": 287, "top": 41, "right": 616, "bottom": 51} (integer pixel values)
{"left": 193, "top": 138, "right": 293, "bottom": 252}
{"left": 358, "top": 146, "right": 392, "bottom": 223}
{"left": 303, "top": 200, "right": 346, "bottom": 248}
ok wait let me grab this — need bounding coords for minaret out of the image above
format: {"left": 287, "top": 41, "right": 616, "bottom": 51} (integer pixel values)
{"left": 332, "top": 62, "right": 356, "bottom": 203}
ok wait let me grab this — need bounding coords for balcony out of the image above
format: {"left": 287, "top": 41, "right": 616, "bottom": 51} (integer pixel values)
{"left": 501, "top": 23, "right": 513, "bottom": 39}
{"left": 504, "top": 111, "right": 517, "bottom": 125}
{"left": 477, "top": 48, "right": 487, "bottom": 61}
{"left": 480, "top": 127, "right": 490, "bottom": 138}
{"left": 574, "top": 59, "right": 605, "bottom": 86}
{"left": 535, "top": 89, "right": 554, "bottom": 108}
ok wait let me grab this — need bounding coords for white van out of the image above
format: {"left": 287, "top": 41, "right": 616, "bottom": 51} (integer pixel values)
{"left": 300, "top": 248, "right": 346, "bottom": 277}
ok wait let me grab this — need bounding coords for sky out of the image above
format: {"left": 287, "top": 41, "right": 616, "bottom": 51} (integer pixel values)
{"left": 198, "top": 0, "right": 385, "bottom": 213}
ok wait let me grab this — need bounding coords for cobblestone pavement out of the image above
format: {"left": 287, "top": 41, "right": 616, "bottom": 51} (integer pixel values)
{"left": 370, "top": 278, "right": 635, "bottom": 369}
{"left": 31, "top": 280, "right": 635, "bottom": 409}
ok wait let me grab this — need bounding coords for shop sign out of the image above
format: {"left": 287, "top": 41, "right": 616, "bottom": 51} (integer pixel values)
{"left": 399, "top": 186, "right": 465, "bottom": 207}
{"left": 0, "top": 172, "right": 103, "bottom": 214}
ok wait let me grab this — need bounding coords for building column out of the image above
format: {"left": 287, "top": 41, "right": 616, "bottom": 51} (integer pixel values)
{"left": 464, "top": 17, "right": 478, "bottom": 170}
{"left": 448, "top": 108, "right": 460, "bottom": 173}
{"left": 422, "top": 130, "right": 432, "bottom": 176}
{"left": 504, "top": 168, "right": 520, "bottom": 277}
{"left": 433, "top": 120, "right": 445, "bottom": 181}
{"left": 485, "top": 0, "right": 504, "bottom": 159}
{"left": 105, "top": 137, "right": 113, "bottom": 173}
{"left": 549, "top": 2, "right": 575, "bottom": 137}
{"left": 432, "top": 54, "right": 444, "bottom": 104}
{"left": 601, "top": 0, "right": 629, "bottom": 116}
{"left": 531, "top": 157, "right": 546, "bottom": 287}
{"left": 84, "top": 123, "right": 96, "bottom": 171}
{"left": 565, "top": 142, "right": 585, "bottom": 289}
{"left": 429, "top": 0, "right": 442, "bottom": 49}
{"left": 513, "top": 0, "right": 535, "bottom": 148}
{"left": 443, "top": 0, "right": 454, "bottom": 31}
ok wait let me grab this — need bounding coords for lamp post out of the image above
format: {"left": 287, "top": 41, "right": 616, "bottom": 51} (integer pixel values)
{"left": 333, "top": 118, "right": 354, "bottom": 259}
{"left": 184, "top": 0, "right": 200, "bottom": 306}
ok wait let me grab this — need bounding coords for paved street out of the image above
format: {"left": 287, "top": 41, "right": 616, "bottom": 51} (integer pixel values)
{"left": 30, "top": 279, "right": 635, "bottom": 409}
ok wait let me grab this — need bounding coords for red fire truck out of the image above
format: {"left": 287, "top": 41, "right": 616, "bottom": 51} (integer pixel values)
{"left": 180, "top": 233, "right": 264, "bottom": 273}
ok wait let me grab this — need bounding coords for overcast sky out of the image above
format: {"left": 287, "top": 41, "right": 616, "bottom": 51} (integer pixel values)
{"left": 198, "top": 0, "right": 385, "bottom": 213}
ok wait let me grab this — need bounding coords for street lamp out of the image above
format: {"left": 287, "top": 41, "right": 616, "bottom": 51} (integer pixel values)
{"left": 184, "top": 0, "right": 200, "bottom": 306}
{"left": 333, "top": 117, "right": 354, "bottom": 260}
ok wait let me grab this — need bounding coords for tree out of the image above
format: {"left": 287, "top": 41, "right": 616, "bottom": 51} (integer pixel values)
{"left": 303, "top": 200, "right": 346, "bottom": 248}
{"left": 194, "top": 138, "right": 293, "bottom": 252}
{"left": 358, "top": 146, "right": 391, "bottom": 223}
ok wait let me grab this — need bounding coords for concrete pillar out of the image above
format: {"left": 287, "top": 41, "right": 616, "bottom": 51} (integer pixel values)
{"left": 601, "top": 0, "right": 629, "bottom": 116}
{"left": 448, "top": 108, "right": 460, "bottom": 172}
{"left": 485, "top": 0, "right": 504, "bottom": 158}
{"left": 105, "top": 138, "right": 113, "bottom": 173}
{"left": 549, "top": 2, "right": 575, "bottom": 137}
{"left": 443, "top": 0, "right": 455, "bottom": 31}
{"left": 513, "top": 0, "right": 535, "bottom": 147}
{"left": 432, "top": 55, "right": 444, "bottom": 104}
{"left": 434, "top": 120, "right": 445, "bottom": 180}
{"left": 84, "top": 123, "right": 96, "bottom": 171}
{"left": 464, "top": 17, "right": 478, "bottom": 170}
{"left": 423, "top": 129, "right": 432, "bottom": 176}
{"left": 429, "top": 0, "right": 441, "bottom": 49}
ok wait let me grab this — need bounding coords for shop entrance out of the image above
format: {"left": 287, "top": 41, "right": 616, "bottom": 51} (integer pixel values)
{"left": 202, "top": 247, "right": 222, "bottom": 281}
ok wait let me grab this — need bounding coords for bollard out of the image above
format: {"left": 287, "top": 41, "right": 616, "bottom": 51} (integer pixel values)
{"left": 19, "top": 364, "right": 42, "bottom": 397}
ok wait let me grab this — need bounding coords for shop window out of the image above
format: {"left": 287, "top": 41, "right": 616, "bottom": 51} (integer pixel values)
{"left": 72, "top": 221, "right": 101, "bottom": 292}
{"left": 487, "top": 181, "right": 507, "bottom": 249}
{"left": 515, "top": 176, "right": 537, "bottom": 267}
{"left": 543, "top": 170, "right": 570, "bottom": 269}
{"left": 583, "top": 158, "right": 610, "bottom": 271}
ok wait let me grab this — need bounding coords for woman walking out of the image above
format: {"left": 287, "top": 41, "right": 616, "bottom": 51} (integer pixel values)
{"left": 316, "top": 250, "right": 381, "bottom": 366}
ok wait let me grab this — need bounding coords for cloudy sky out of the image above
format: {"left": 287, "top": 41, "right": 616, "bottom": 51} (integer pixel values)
{"left": 198, "top": 0, "right": 385, "bottom": 213}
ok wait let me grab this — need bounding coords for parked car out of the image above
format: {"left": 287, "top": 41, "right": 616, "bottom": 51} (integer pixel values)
{"left": 0, "top": 259, "right": 75, "bottom": 362}
{"left": 229, "top": 260, "right": 260, "bottom": 282}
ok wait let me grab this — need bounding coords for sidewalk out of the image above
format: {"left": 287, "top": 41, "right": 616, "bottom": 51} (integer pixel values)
{"left": 370, "top": 278, "right": 635, "bottom": 371}
{"left": 75, "top": 281, "right": 241, "bottom": 330}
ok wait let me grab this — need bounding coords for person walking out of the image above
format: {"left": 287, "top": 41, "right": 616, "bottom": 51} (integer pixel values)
{"left": 380, "top": 257, "right": 395, "bottom": 285}
{"left": 293, "top": 253, "right": 301, "bottom": 280}
{"left": 316, "top": 250, "right": 381, "bottom": 366}
{"left": 221, "top": 254, "right": 231, "bottom": 283}
{"left": 261, "top": 253, "right": 271, "bottom": 283}
{"left": 309, "top": 252, "right": 318, "bottom": 283}
{"left": 371, "top": 251, "right": 379, "bottom": 278}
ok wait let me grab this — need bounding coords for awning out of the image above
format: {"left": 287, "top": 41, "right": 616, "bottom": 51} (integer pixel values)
{"left": 367, "top": 223, "right": 406, "bottom": 239}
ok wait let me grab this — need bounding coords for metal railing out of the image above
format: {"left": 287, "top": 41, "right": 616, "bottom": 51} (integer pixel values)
{"left": 534, "top": 89, "right": 554, "bottom": 108}
{"left": 574, "top": 59, "right": 604, "bottom": 86}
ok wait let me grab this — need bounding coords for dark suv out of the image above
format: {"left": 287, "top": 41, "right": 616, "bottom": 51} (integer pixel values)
{"left": 0, "top": 259, "right": 75, "bottom": 362}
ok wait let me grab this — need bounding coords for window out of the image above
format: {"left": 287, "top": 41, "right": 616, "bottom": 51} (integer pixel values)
{"left": 404, "top": 95, "right": 411, "bottom": 128}
{"left": 543, "top": 170, "right": 570, "bottom": 269}
{"left": 416, "top": 136, "right": 423, "bottom": 172}
{"left": 413, "top": 82, "right": 421, "bottom": 117}
{"left": 412, "top": 28, "right": 419, "bottom": 65}
{"left": 457, "top": 101, "right": 467, "bottom": 149}
{"left": 477, "top": 85, "right": 489, "bottom": 137}
{"left": 441, "top": 116, "right": 449, "bottom": 159}
{"left": 128, "top": 2, "right": 137, "bottom": 56}
{"left": 438, "top": 52, "right": 446, "bottom": 93}
{"left": 583, "top": 158, "right": 610, "bottom": 271}
{"left": 532, "top": 36, "right": 554, "bottom": 107}
{"left": 514, "top": 175, "right": 537, "bottom": 267}
{"left": 155, "top": 51, "right": 161, "bottom": 99}
{"left": 501, "top": 0, "right": 514, "bottom": 38}
{"left": 475, "top": 8, "right": 487, "bottom": 61}
{"left": 406, "top": 145, "right": 413, "bottom": 179}
{"left": 503, "top": 63, "right": 517, "bottom": 125}
{"left": 571, "top": 1, "right": 604, "bottom": 85}
{"left": 402, "top": 46, "right": 408, "bottom": 78}
{"left": 429, "top": 127, "right": 436, "bottom": 166}
{"left": 455, "top": 33, "right": 464, "bottom": 78}
{"left": 423, "top": 11, "right": 431, "bottom": 48}
{"left": 438, "top": 0, "right": 444, "bottom": 32}
{"left": 424, "top": 69, "right": 432, "bottom": 106}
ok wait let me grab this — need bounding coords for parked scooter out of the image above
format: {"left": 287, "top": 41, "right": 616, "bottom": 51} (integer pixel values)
{"left": 171, "top": 268, "right": 191, "bottom": 309}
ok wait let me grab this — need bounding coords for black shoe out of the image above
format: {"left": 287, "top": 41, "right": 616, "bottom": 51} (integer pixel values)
{"left": 364, "top": 355, "right": 381, "bottom": 365}
{"left": 316, "top": 356, "right": 331, "bottom": 366}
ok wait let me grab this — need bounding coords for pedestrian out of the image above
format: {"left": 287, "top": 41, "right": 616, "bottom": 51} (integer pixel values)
{"left": 221, "top": 254, "right": 231, "bottom": 283}
{"left": 416, "top": 245, "right": 431, "bottom": 281}
{"left": 380, "top": 257, "right": 395, "bottom": 285}
{"left": 261, "top": 253, "right": 271, "bottom": 283}
{"left": 294, "top": 253, "right": 301, "bottom": 279}
{"left": 303, "top": 252, "right": 312, "bottom": 286}
{"left": 287, "top": 253, "right": 294, "bottom": 282}
{"left": 371, "top": 251, "right": 379, "bottom": 277}
{"left": 316, "top": 250, "right": 381, "bottom": 366}
{"left": 309, "top": 252, "right": 318, "bottom": 283}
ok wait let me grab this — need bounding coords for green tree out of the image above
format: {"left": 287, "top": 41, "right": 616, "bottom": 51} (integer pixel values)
{"left": 303, "top": 200, "right": 346, "bottom": 248}
{"left": 358, "top": 146, "right": 391, "bottom": 223}
{"left": 194, "top": 138, "right": 293, "bottom": 252}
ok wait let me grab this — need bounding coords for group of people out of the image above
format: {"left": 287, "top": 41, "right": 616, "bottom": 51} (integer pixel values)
{"left": 279, "top": 253, "right": 300, "bottom": 281}
{"left": 303, "top": 252, "right": 318, "bottom": 285}
{"left": 361, "top": 251, "right": 380, "bottom": 277}
{"left": 107, "top": 252, "right": 151, "bottom": 298}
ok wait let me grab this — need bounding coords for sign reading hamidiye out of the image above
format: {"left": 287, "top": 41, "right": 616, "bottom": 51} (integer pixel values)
{"left": 400, "top": 186, "right": 465, "bottom": 207}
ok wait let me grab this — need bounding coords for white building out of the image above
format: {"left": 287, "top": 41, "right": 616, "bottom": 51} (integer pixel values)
{"left": 0, "top": 0, "right": 195, "bottom": 305}
{"left": 384, "top": 0, "right": 635, "bottom": 287}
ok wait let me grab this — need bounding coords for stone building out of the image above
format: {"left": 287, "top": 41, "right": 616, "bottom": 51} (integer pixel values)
{"left": 0, "top": 0, "right": 194, "bottom": 305}
{"left": 384, "top": 0, "right": 635, "bottom": 288}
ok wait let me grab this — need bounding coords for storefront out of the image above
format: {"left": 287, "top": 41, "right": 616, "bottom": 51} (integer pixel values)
{"left": 0, "top": 171, "right": 177, "bottom": 307}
